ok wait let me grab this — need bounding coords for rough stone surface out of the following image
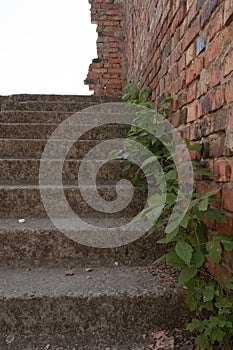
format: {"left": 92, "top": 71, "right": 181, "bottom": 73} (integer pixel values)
{"left": 0, "top": 266, "right": 187, "bottom": 335}
{"left": 0, "top": 94, "right": 188, "bottom": 346}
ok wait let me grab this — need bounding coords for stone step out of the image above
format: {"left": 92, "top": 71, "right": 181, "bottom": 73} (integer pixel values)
{"left": 0, "top": 159, "right": 138, "bottom": 185}
{"left": 0, "top": 184, "right": 146, "bottom": 218}
{"left": 0, "top": 93, "right": 121, "bottom": 104}
{"left": 0, "top": 217, "right": 166, "bottom": 267}
{"left": 0, "top": 111, "right": 125, "bottom": 124}
{"left": 0, "top": 333, "right": 150, "bottom": 350}
{"left": 0, "top": 123, "right": 128, "bottom": 140}
{"left": 0, "top": 99, "right": 122, "bottom": 112}
{"left": 0, "top": 139, "right": 112, "bottom": 159}
{"left": 0, "top": 265, "right": 187, "bottom": 338}
{"left": 0, "top": 110, "right": 74, "bottom": 124}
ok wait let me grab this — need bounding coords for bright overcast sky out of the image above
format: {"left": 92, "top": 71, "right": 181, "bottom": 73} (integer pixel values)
{"left": 0, "top": 0, "right": 97, "bottom": 95}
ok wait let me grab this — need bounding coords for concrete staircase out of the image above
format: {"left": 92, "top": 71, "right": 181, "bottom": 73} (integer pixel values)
{"left": 0, "top": 95, "right": 188, "bottom": 350}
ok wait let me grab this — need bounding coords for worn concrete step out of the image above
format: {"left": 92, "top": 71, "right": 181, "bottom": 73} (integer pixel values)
{"left": 0, "top": 123, "right": 128, "bottom": 140}
{"left": 0, "top": 111, "right": 125, "bottom": 125}
{"left": 0, "top": 159, "right": 138, "bottom": 185}
{"left": 0, "top": 110, "right": 74, "bottom": 124}
{"left": 0, "top": 93, "right": 121, "bottom": 104}
{"left": 0, "top": 265, "right": 187, "bottom": 337}
{"left": 0, "top": 333, "right": 150, "bottom": 350}
{"left": 0, "top": 139, "right": 116, "bottom": 159}
{"left": 0, "top": 94, "right": 121, "bottom": 112}
{"left": 0, "top": 184, "right": 146, "bottom": 218}
{"left": 0, "top": 217, "right": 166, "bottom": 267}
{"left": 0, "top": 100, "right": 123, "bottom": 113}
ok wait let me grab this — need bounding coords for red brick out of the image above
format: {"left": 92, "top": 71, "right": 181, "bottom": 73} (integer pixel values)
{"left": 182, "top": 19, "right": 201, "bottom": 52}
{"left": 209, "top": 261, "right": 231, "bottom": 282}
{"left": 224, "top": 0, "right": 233, "bottom": 26}
{"left": 186, "top": 42, "right": 196, "bottom": 66}
{"left": 222, "top": 21, "right": 233, "bottom": 46}
{"left": 216, "top": 213, "right": 233, "bottom": 236}
{"left": 209, "top": 65, "right": 222, "bottom": 88}
{"left": 222, "top": 183, "right": 233, "bottom": 212}
{"left": 197, "top": 69, "right": 210, "bottom": 98}
{"left": 206, "top": 35, "right": 223, "bottom": 65}
{"left": 208, "top": 6, "right": 224, "bottom": 41}
{"left": 187, "top": 1, "right": 197, "bottom": 26}
{"left": 186, "top": 57, "right": 204, "bottom": 85}
{"left": 214, "top": 160, "right": 232, "bottom": 182}
{"left": 187, "top": 101, "right": 198, "bottom": 122}
{"left": 179, "top": 125, "right": 191, "bottom": 140}
{"left": 187, "top": 80, "right": 197, "bottom": 103}
{"left": 224, "top": 49, "right": 233, "bottom": 77}
{"left": 225, "top": 78, "right": 233, "bottom": 104}
{"left": 178, "top": 55, "right": 186, "bottom": 72}
{"left": 211, "top": 88, "right": 225, "bottom": 111}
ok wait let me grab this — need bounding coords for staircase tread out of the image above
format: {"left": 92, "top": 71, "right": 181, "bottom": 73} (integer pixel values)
{"left": 0, "top": 216, "right": 140, "bottom": 231}
{"left": 0, "top": 265, "right": 179, "bottom": 299}
{"left": 0, "top": 183, "right": 134, "bottom": 189}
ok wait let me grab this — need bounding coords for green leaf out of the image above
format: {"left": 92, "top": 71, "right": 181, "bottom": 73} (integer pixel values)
{"left": 191, "top": 251, "right": 205, "bottom": 268}
{"left": 205, "top": 208, "right": 226, "bottom": 224}
{"left": 198, "top": 198, "right": 209, "bottom": 211}
{"left": 203, "top": 189, "right": 220, "bottom": 198}
{"left": 178, "top": 267, "right": 197, "bottom": 286}
{"left": 166, "top": 251, "right": 187, "bottom": 268}
{"left": 188, "top": 144, "right": 202, "bottom": 151}
{"left": 180, "top": 214, "right": 190, "bottom": 229}
{"left": 196, "top": 335, "right": 210, "bottom": 349}
{"left": 175, "top": 241, "right": 193, "bottom": 266}
{"left": 165, "top": 220, "right": 179, "bottom": 234}
{"left": 141, "top": 155, "right": 158, "bottom": 168}
{"left": 131, "top": 207, "right": 152, "bottom": 222}
{"left": 165, "top": 226, "right": 179, "bottom": 243}
{"left": 203, "top": 286, "right": 215, "bottom": 302}
{"left": 108, "top": 149, "right": 120, "bottom": 160}
{"left": 206, "top": 240, "right": 222, "bottom": 264}
{"left": 213, "top": 234, "right": 233, "bottom": 241}
{"left": 165, "top": 169, "right": 177, "bottom": 181}
{"left": 211, "top": 328, "right": 224, "bottom": 342}
{"left": 153, "top": 255, "right": 166, "bottom": 265}
{"left": 186, "top": 318, "right": 201, "bottom": 331}
{"left": 148, "top": 194, "right": 166, "bottom": 207}
{"left": 222, "top": 241, "right": 233, "bottom": 250}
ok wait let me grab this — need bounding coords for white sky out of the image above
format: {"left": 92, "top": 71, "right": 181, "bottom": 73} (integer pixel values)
{"left": 0, "top": 0, "right": 97, "bottom": 95}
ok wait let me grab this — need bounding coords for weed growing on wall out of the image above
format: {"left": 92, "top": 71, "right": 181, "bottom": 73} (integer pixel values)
{"left": 111, "top": 82, "right": 233, "bottom": 350}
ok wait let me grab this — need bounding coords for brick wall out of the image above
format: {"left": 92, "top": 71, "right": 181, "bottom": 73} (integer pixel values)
{"left": 125, "top": 0, "right": 233, "bottom": 277}
{"left": 86, "top": 0, "right": 233, "bottom": 275}
{"left": 84, "top": 0, "right": 127, "bottom": 95}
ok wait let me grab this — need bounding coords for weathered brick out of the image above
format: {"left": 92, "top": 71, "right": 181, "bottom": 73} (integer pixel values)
{"left": 186, "top": 57, "right": 204, "bottom": 85}
{"left": 224, "top": 0, "right": 233, "bottom": 26}
{"left": 187, "top": 101, "right": 199, "bottom": 122}
{"left": 224, "top": 49, "right": 233, "bottom": 77}
{"left": 225, "top": 78, "right": 233, "bottom": 104}
{"left": 197, "top": 69, "right": 210, "bottom": 98}
{"left": 222, "top": 183, "right": 233, "bottom": 212}
{"left": 214, "top": 160, "right": 232, "bottom": 182}
{"left": 209, "top": 64, "right": 222, "bottom": 88}
{"left": 208, "top": 5, "right": 223, "bottom": 41}
{"left": 216, "top": 212, "right": 233, "bottom": 235}
{"left": 183, "top": 19, "right": 201, "bottom": 52}
{"left": 210, "top": 88, "right": 225, "bottom": 111}
{"left": 186, "top": 42, "right": 196, "bottom": 66}
{"left": 206, "top": 34, "right": 223, "bottom": 64}
{"left": 202, "top": 134, "right": 226, "bottom": 158}
{"left": 187, "top": 81, "right": 197, "bottom": 103}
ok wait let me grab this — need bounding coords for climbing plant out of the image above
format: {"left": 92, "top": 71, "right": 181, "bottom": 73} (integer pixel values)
{"left": 111, "top": 81, "right": 233, "bottom": 350}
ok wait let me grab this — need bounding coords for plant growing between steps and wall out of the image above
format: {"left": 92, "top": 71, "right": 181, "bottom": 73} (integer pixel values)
{"left": 110, "top": 81, "right": 233, "bottom": 350}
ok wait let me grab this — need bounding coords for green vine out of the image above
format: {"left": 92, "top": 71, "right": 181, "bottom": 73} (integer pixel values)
{"left": 113, "top": 82, "right": 233, "bottom": 350}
